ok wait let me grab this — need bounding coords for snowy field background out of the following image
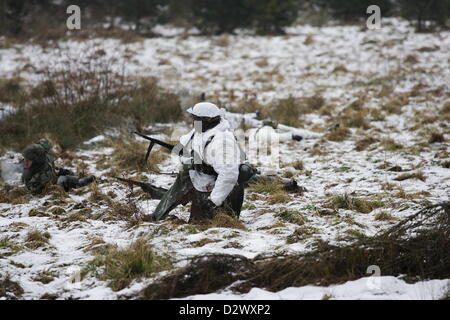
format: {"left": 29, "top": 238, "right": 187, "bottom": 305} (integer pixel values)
{"left": 0, "top": 18, "right": 449, "bottom": 300}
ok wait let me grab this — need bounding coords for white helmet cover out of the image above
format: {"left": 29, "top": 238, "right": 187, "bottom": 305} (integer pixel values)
{"left": 187, "top": 102, "right": 222, "bottom": 118}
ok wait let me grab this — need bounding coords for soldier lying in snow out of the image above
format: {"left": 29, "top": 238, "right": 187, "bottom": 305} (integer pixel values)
{"left": 21, "top": 139, "right": 96, "bottom": 195}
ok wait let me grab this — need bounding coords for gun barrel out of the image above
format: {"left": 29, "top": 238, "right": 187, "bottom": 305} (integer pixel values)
{"left": 134, "top": 132, "right": 175, "bottom": 151}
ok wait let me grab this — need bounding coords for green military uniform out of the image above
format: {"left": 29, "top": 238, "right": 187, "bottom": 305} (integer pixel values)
{"left": 22, "top": 139, "right": 96, "bottom": 195}
{"left": 21, "top": 141, "right": 57, "bottom": 195}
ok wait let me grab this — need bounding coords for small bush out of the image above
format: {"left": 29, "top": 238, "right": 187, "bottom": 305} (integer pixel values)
{"left": 0, "top": 53, "right": 182, "bottom": 151}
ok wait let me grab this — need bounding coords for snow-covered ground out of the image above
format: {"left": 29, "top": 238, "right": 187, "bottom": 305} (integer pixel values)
{"left": 0, "top": 18, "right": 449, "bottom": 300}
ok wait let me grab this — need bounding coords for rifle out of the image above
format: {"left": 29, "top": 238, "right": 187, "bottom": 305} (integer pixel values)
{"left": 134, "top": 132, "right": 176, "bottom": 163}
{"left": 113, "top": 176, "right": 167, "bottom": 199}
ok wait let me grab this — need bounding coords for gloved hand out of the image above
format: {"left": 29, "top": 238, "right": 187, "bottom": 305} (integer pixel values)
{"left": 205, "top": 199, "right": 218, "bottom": 211}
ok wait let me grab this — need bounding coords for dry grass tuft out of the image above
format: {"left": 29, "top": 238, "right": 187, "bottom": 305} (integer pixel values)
{"left": 332, "top": 65, "right": 348, "bottom": 73}
{"left": 247, "top": 178, "right": 291, "bottom": 204}
{"left": 404, "top": 55, "right": 419, "bottom": 64}
{"left": 325, "top": 127, "right": 351, "bottom": 142}
{"left": 381, "top": 138, "right": 403, "bottom": 152}
{"left": 267, "top": 191, "right": 291, "bottom": 204}
{"left": 291, "top": 160, "right": 304, "bottom": 171}
{"left": 303, "top": 34, "right": 315, "bottom": 45}
{"left": 328, "top": 194, "right": 384, "bottom": 214}
{"left": 382, "top": 96, "right": 408, "bottom": 114}
{"left": 276, "top": 210, "right": 307, "bottom": 225}
{"left": 286, "top": 226, "right": 318, "bottom": 243}
{"left": 83, "top": 238, "right": 172, "bottom": 291}
{"left": 355, "top": 136, "right": 378, "bottom": 151}
{"left": 0, "top": 187, "right": 29, "bottom": 204}
{"left": 107, "top": 136, "right": 167, "bottom": 173}
{"left": 199, "top": 212, "right": 247, "bottom": 231}
{"left": 340, "top": 109, "right": 370, "bottom": 129}
{"left": 394, "top": 171, "right": 427, "bottom": 182}
{"left": 25, "top": 229, "right": 51, "bottom": 249}
{"left": 214, "top": 34, "right": 231, "bottom": 47}
{"left": 441, "top": 101, "right": 450, "bottom": 114}
{"left": 429, "top": 132, "right": 445, "bottom": 144}
{"left": 374, "top": 211, "right": 396, "bottom": 221}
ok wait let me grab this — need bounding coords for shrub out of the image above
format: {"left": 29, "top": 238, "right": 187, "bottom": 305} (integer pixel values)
{"left": 0, "top": 53, "right": 182, "bottom": 151}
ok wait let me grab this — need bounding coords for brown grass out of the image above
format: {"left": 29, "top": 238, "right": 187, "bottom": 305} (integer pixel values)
{"left": 381, "top": 139, "right": 404, "bottom": 152}
{"left": 328, "top": 194, "right": 384, "bottom": 214}
{"left": 355, "top": 136, "right": 378, "bottom": 151}
{"left": 25, "top": 229, "right": 51, "bottom": 249}
{"left": 0, "top": 188, "right": 29, "bottom": 204}
{"left": 83, "top": 238, "right": 172, "bottom": 291}
{"left": 325, "top": 127, "right": 351, "bottom": 142}
{"left": 441, "top": 101, "right": 450, "bottom": 114}
{"left": 429, "top": 132, "right": 445, "bottom": 144}
{"left": 107, "top": 136, "right": 167, "bottom": 173}
{"left": 374, "top": 211, "right": 397, "bottom": 221}
{"left": 394, "top": 171, "right": 427, "bottom": 182}
{"left": 199, "top": 212, "right": 247, "bottom": 231}
{"left": 276, "top": 210, "right": 307, "bottom": 225}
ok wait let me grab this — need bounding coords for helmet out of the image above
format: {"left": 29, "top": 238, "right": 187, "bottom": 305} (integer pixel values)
{"left": 187, "top": 102, "right": 222, "bottom": 119}
{"left": 37, "top": 138, "right": 52, "bottom": 153}
{"left": 22, "top": 144, "right": 47, "bottom": 164}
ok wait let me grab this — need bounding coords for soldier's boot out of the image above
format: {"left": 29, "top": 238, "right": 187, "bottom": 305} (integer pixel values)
{"left": 57, "top": 168, "right": 75, "bottom": 176}
{"left": 77, "top": 175, "right": 96, "bottom": 188}
{"left": 150, "top": 169, "right": 195, "bottom": 221}
{"left": 57, "top": 175, "right": 96, "bottom": 192}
